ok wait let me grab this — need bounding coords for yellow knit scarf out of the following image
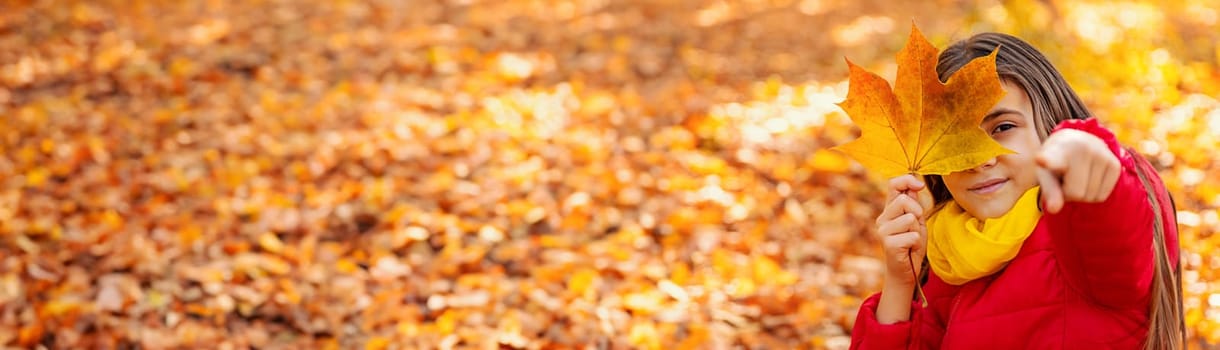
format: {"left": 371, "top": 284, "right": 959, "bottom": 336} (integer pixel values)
{"left": 926, "top": 187, "right": 1042, "bottom": 285}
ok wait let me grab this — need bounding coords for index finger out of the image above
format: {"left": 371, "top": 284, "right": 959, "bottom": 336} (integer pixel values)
{"left": 1037, "top": 168, "right": 1065, "bottom": 213}
{"left": 887, "top": 174, "right": 926, "bottom": 202}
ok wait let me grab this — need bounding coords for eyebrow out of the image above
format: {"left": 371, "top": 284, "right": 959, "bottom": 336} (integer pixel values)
{"left": 982, "top": 108, "right": 1023, "bottom": 124}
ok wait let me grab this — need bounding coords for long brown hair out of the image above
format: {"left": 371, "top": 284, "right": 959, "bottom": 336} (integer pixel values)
{"left": 924, "top": 33, "right": 1185, "bottom": 349}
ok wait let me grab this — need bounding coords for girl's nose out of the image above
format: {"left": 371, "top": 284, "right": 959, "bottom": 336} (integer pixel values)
{"left": 972, "top": 157, "right": 998, "bottom": 171}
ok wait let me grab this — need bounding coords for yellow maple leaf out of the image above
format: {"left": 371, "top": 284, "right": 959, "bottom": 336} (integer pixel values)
{"left": 833, "top": 24, "right": 1012, "bottom": 177}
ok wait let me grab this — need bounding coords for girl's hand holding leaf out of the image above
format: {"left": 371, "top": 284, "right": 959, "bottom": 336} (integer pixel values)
{"left": 874, "top": 174, "right": 933, "bottom": 324}
{"left": 876, "top": 175, "right": 932, "bottom": 286}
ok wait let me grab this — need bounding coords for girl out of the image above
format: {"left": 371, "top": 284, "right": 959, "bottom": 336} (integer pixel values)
{"left": 848, "top": 33, "right": 1185, "bottom": 349}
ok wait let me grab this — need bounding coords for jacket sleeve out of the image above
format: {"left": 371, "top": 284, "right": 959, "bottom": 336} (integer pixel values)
{"left": 849, "top": 293, "right": 942, "bottom": 350}
{"left": 1045, "top": 118, "right": 1156, "bottom": 307}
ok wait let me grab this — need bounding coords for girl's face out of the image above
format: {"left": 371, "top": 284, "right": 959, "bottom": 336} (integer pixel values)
{"left": 943, "top": 81, "right": 1043, "bottom": 219}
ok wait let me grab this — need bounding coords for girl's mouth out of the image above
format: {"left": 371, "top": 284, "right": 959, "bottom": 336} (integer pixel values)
{"left": 969, "top": 178, "right": 1008, "bottom": 195}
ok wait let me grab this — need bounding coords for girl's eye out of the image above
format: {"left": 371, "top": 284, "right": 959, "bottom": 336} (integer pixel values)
{"left": 992, "top": 123, "right": 1016, "bottom": 135}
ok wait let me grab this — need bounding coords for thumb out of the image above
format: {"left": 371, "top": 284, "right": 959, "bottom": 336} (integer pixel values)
{"left": 1037, "top": 168, "right": 1064, "bottom": 214}
{"left": 911, "top": 226, "right": 928, "bottom": 273}
{"left": 914, "top": 186, "right": 934, "bottom": 221}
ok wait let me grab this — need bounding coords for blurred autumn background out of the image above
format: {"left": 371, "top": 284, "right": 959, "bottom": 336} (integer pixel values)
{"left": 2, "top": 0, "right": 1219, "bottom": 349}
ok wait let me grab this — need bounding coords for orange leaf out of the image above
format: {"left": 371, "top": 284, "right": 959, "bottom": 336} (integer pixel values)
{"left": 179, "top": 225, "right": 203, "bottom": 246}
{"left": 365, "top": 337, "right": 390, "bottom": 350}
{"left": 17, "top": 323, "right": 43, "bottom": 346}
{"left": 833, "top": 24, "right": 1011, "bottom": 177}
{"left": 623, "top": 291, "right": 665, "bottom": 315}
{"left": 259, "top": 254, "right": 292, "bottom": 275}
{"left": 435, "top": 310, "right": 460, "bottom": 334}
{"left": 24, "top": 167, "right": 50, "bottom": 188}
{"left": 627, "top": 321, "right": 661, "bottom": 350}
{"left": 567, "top": 267, "right": 599, "bottom": 300}
{"left": 808, "top": 149, "right": 852, "bottom": 173}
{"left": 258, "top": 232, "right": 285, "bottom": 255}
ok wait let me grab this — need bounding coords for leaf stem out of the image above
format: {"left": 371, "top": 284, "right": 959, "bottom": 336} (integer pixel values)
{"left": 909, "top": 250, "right": 927, "bottom": 307}
{"left": 901, "top": 180, "right": 928, "bottom": 308}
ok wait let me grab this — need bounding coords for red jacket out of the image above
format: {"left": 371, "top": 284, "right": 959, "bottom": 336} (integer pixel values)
{"left": 850, "top": 119, "right": 1180, "bottom": 349}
